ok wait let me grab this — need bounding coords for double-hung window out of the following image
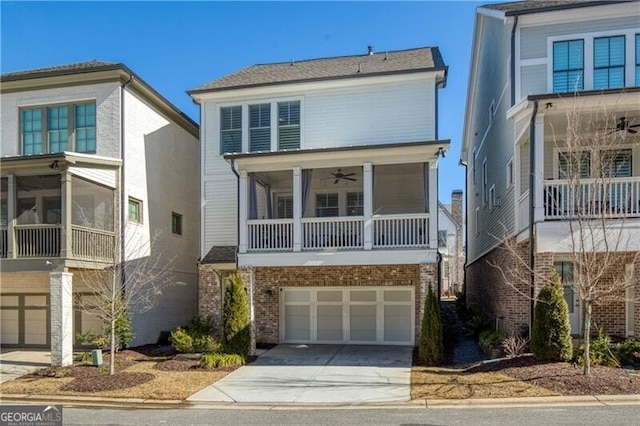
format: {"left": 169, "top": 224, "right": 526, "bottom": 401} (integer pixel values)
{"left": 21, "top": 102, "right": 95, "bottom": 155}
{"left": 553, "top": 39, "right": 584, "bottom": 93}
{"left": 220, "top": 106, "right": 242, "bottom": 154}
{"left": 278, "top": 101, "right": 300, "bottom": 150}
{"left": 558, "top": 151, "right": 591, "bottom": 179}
{"left": 315, "top": 193, "right": 339, "bottom": 217}
{"left": 249, "top": 104, "right": 270, "bottom": 152}
{"left": 346, "top": 192, "right": 364, "bottom": 216}
{"left": 636, "top": 34, "right": 640, "bottom": 86}
{"left": 128, "top": 198, "right": 142, "bottom": 223}
{"left": 276, "top": 195, "right": 293, "bottom": 219}
{"left": 482, "top": 158, "right": 488, "bottom": 206}
{"left": 594, "top": 35, "right": 625, "bottom": 89}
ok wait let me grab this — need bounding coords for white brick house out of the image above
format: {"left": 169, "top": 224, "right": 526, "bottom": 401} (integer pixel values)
{"left": 191, "top": 47, "right": 449, "bottom": 349}
{"left": 0, "top": 61, "right": 200, "bottom": 365}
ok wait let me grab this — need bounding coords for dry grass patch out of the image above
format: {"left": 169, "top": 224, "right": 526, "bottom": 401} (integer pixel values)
{"left": 411, "top": 365, "right": 557, "bottom": 400}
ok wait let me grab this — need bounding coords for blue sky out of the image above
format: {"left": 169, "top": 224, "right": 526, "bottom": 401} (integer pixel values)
{"left": 1, "top": 1, "right": 491, "bottom": 203}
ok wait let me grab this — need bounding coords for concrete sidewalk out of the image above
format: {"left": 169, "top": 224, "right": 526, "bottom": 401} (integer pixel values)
{"left": 187, "top": 344, "right": 413, "bottom": 405}
{"left": 0, "top": 349, "right": 50, "bottom": 383}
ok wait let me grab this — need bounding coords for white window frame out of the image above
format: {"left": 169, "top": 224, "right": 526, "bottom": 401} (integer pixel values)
{"left": 482, "top": 158, "right": 488, "bottom": 206}
{"left": 475, "top": 207, "right": 480, "bottom": 235}
{"left": 547, "top": 29, "right": 639, "bottom": 92}
{"left": 507, "top": 158, "right": 514, "bottom": 189}
{"left": 171, "top": 212, "right": 183, "bottom": 236}
{"left": 128, "top": 197, "right": 142, "bottom": 224}
{"left": 552, "top": 144, "right": 635, "bottom": 179}
{"left": 472, "top": 148, "right": 477, "bottom": 186}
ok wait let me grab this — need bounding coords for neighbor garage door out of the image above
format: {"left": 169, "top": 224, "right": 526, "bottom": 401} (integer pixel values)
{"left": 281, "top": 287, "right": 414, "bottom": 345}
{"left": 0, "top": 294, "right": 50, "bottom": 347}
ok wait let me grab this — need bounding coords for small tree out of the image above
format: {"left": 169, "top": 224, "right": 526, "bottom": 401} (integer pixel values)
{"left": 531, "top": 269, "right": 573, "bottom": 361}
{"left": 222, "top": 272, "right": 250, "bottom": 358}
{"left": 419, "top": 285, "right": 444, "bottom": 364}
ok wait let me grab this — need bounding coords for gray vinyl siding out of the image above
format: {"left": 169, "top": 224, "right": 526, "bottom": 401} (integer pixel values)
{"left": 520, "top": 64, "right": 547, "bottom": 97}
{"left": 520, "top": 16, "right": 640, "bottom": 60}
{"left": 466, "top": 16, "right": 516, "bottom": 264}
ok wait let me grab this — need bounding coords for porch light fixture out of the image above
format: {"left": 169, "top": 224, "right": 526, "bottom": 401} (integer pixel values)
{"left": 49, "top": 160, "right": 59, "bottom": 170}
{"left": 436, "top": 147, "right": 446, "bottom": 158}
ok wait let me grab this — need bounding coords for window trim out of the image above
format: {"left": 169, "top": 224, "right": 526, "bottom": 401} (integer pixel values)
{"left": 219, "top": 105, "right": 242, "bottom": 155}
{"left": 593, "top": 35, "right": 626, "bottom": 89}
{"left": 19, "top": 101, "right": 97, "bottom": 155}
{"left": 475, "top": 207, "right": 480, "bottom": 235}
{"left": 552, "top": 38, "right": 585, "bottom": 93}
{"left": 128, "top": 197, "right": 143, "bottom": 224}
{"left": 553, "top": 144, "right": 635, "bottom": 180}
{"left": 482, "top": 158, "right": 488, "bottom": 206}
{"left": 489, "top": 185, "right": 496, "bottom": 210}
{"left": 171, "top": 212, "right": 183, "bottom": 236}
{"left": 506, "top": 158, "right": 514, "bottom": 189}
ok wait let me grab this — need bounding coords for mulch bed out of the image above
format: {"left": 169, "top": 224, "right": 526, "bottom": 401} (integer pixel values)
{"left": 466, "top": 355, "right": 640, "bottom": 395}
{"left": 154, "top": 359, "right": 199, "bottom": 371}
{"left": 60, "top": 372, "right": 155, "bottom": 392}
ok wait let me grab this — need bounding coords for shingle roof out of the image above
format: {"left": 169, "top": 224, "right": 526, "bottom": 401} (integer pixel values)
{"left": 482, "top": 0, "right": 632, "bottom": 15}
{"left": 190, "top": 46, "right": 446, "bottom": 93}
{"left": 201, "top": 246, "right": 237, "bottom": 264}
{"left": 1, "top": 60, "right": 120, "bottom": 80}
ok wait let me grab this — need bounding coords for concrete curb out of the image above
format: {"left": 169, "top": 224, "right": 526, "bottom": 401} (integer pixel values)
{"left": 1, "top": 393, "right": 639, "bottom": 410}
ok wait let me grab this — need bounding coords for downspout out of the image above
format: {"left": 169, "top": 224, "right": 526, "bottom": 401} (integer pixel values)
{"left": 229, "top": 158, "right": 240, "bottom": 269}
{"left": 120, "top": 74, "right": 134, "bottom": 290}
{"left": 458, "top": 159, "right": 468, "bottom": 301}
{"left": 528, "top": 98, "right": 539, "bottom": 333}
{"left": 510, "top": 14, "right": 519, "bottom": 107}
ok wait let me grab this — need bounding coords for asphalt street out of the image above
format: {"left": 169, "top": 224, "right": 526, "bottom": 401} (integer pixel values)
{"left": 61, "top": 405, "right": 640, "bottom": 426}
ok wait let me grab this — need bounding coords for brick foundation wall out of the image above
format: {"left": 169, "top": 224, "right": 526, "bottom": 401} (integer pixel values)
{"left": 197, "top": 262, "right": 439, "bottom": 345}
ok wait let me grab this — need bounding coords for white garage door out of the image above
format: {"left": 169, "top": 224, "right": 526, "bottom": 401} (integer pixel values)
{"left": 281, "top": 287, "right": 414, "bottom": 345}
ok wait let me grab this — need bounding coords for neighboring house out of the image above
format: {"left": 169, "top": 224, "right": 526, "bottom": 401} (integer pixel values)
{"left": 0, "top": 61, "right": 200, "bottom": 365}
{"left": 438, "top": 190, "right": 464, "bottom": 297}
{"left": 462, "top": 0, "right": 640, "bottom": 337}
{"left": 190, "top": 46, "right": 449, "bottom": 349}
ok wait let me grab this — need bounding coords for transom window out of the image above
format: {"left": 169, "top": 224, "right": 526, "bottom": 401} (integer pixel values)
{"left": 315, "top": 193, "right": 339, "bottom": 217}
{"left": 20, "top": 102, "right": 96, "bottom": 155}
{"left": 594, "top": 35, "right": 625, "bottom": 89}
{"left": 553, "top": 39, "right": 584, "bottom": 93}
{"left": 128, "top": 198, "right": 142, "bottom": 223}
{"left": 220, "top": 106, "right": 242, "bottom": 154}
{"left": 249, "top": 104, "right": 270, "bottom": 152}
{"left": 278, "top": 101, "right": 300, "bottom": 150}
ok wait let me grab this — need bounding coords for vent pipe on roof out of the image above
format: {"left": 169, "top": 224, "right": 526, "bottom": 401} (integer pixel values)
{"left": 290, "top": 58, "right": 294, "bottom": 66}
{"left": 384, "top": 51, "right": 388, "bottom": 60}
{"left": 368, "top": 45, "right": 374, "bottom": 55}
{"left": 357, "top": 63, "right": 362, "bottom": 73}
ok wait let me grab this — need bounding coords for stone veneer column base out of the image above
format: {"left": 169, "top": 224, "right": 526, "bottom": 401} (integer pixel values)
{"left": 50, "top": 272, "right": 73, "bottom": 367}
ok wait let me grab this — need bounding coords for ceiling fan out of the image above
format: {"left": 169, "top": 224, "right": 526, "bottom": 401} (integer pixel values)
{"left": 606, "top": 117, "right": 640, "bottom": 135}
{"left": 322, "top": 169, "right": 357, "bottom": 184}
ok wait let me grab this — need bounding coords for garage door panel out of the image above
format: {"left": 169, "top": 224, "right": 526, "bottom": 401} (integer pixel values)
{"left": 317, "top": 305, "right": 343, "bottom": 341}
{"left": 1, "top": 310, "right": 20, "bottom": 344}
{"left": 349, "top": 304, "right": 377, "bottom": 341}
{"left": 350, "top": 290, "right": 376, "bottom": 302}
{"left": 284, "top": 304, "right": 310, "bottom": 341}
{"left": 24, "top": 310, "right": 47, "bottom": 345}
{"left": 384, "top": 305, "right": 412, "bottom": 342}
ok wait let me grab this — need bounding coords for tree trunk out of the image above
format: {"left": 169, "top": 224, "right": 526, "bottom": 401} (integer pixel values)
{"left": 583, "top": 302, "right": 592, "bottom": 375}
{"left": 110, "top": 316, "right": 116, "bottom": 375}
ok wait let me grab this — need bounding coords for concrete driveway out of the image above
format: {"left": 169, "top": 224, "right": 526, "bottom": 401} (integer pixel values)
{"left": 0, "top": 349, "right": 51, "bottom": 383}
{"left": 187, "top": 344, "right": 413, "bottom": 405}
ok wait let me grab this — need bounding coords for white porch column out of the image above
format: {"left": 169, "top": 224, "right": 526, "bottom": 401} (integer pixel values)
{"left": 60, "top": 171, "right": 72, "bottom": 258}
{"left": 533, "top": 113, "right": 545, "bottom": 223}
{"left": 6, "top": 174, "right": 15, "bottom": 259}
{"left": 292, "top": 167, "right": 302, "bottom": 252}
{"left": 239, "top": 170, "right": 248, "bottom": 254}
{"left": 363, "top": 163, "right": 373, "bottom": 250}
{"left": 429, "top": 164, "right": 438, "bottom": 249}
{"left": 50, "top": 271, "right": 73, "bottom": 367}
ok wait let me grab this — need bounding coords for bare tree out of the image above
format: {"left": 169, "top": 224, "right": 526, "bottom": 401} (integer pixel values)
{"left": 74, "top": 226, "right": 178, "bottom": 375}
{"left": 490, "top": 98, "right": 639, "bottom": 374}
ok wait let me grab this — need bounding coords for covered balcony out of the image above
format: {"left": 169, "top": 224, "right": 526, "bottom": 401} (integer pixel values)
{"left": 1, "top": 154, "right": 120, "bottom": 267}
{"left": 227, "top": 141, "right": 447, "bottom": 264}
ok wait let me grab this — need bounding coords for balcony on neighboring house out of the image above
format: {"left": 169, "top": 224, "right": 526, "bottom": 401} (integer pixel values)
{"left": 1, "top": 154, "right": 120, "bottom": 268}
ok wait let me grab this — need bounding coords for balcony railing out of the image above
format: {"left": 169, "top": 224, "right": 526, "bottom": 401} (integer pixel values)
{"left": 544, "top": 177, "right": 640, "bottom": 220}
{"left": 302, "top": 217, "right": 364, "bottom": 250}
{"left": 0, "top": 227, "right": 7, "bottom": 258}
{"left": 71, "top": 225, "right": 116, "bottom": 262}
{"left": 15, "top": 224, "right": 61, "bottom": 258}
{"left": 248, "top": 219, "right": 293, "bottom": 252}
{"left": 373, "top": 213, "right": 429, "bottom": 249}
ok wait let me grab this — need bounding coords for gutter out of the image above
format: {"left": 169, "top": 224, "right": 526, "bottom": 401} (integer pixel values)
{"left": 120, "top": 74, "right": 134, "bottom": 289}
{"left": 527, "top": 97, "right": 539, "bottom": 332}
{"left": 510, "top": 14, "right": 519, "bottom": 107}
{"left": 229, "top": 158, "right": 240, "bottom": 269}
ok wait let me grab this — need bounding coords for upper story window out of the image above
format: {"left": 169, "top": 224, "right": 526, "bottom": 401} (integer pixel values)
{"left": 636, "top": 34, "right": 640, "bottom": 86}
{"left": 276, "top": 195, "right": 293, "bottom": 219}
{"left": 559, "top": 151, "right": 591, "bottom": 179}
{"left": 220, "top": 106, "right": 242, "bottom": 154}
{"left": 278, "top": 101, "right": 300, "bottom": 150}
{"left": 128, "top": 197, "right": 142, "bottom": 223}
{"left": 553, "top": 39, "right": 584, "bottom": 93}
{"left": 171, "top": 212, "right": 183, "bottom": 235}
{"left": 315, "top": 193, "right": 339, "bottom": 217}
{"left": 21, "top": 102, "right": 96, "bottom": 155}
{"left": 437, "top": 230, "right": 447, "bottom": 248}
{"left": 346, "top": 192, "right": 364, "bottom": 216}
{"left": 594, "top": 35, "right": 625, "bottom": 89}
{"left": 249, "top": 104, "right": 270, "bottom": 152}
{"left": 482, "top": 158, "right": 488, "bottom": 205}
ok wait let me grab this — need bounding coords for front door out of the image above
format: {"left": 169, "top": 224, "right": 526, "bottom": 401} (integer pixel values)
{"left": 555, "top": 261, "right": 581, "bottom": 335}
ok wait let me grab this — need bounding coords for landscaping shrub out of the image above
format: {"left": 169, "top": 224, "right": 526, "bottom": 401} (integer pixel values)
{"left": 198, "top": 353, "right": 245, "bottom": 369}
{"left": 187, "top": 314, "right": 214, "bottom": 335}
{"left": 222, "top": 272, "right": 250, "bottom": 358}
{"left": 613, "top": 339, "right": 640, "bottom": 366}
{"left": 441, "top": 305, "right": 459, "bottom": 359}
{"left": 501, "top": 335, "right": 529, "bottom": 358}
{"left": 418, "top": 285, "right": 443, "bottom": 364}
{"left": 530, "top": 270, "right": 572, "bottom": 361}
{"left": 575, "top": 328, "right": 619, "bottom": 367}
{"left": 478, "top": 329, "right": 507, "bottom": 358}
{"left": 463, "top": 314, "right": 491, "bottom": 337}
{"left": 170, "top": 327, "right": 221, "bottom": 354}
{"left": 76, "top": 305, "right": 134, "bottom": 351}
